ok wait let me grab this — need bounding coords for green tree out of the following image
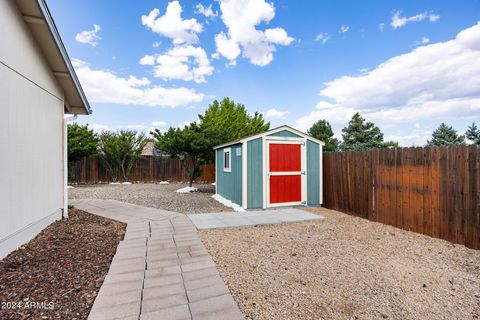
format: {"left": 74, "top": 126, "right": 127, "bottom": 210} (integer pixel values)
{"left": 152, "top": 123, "right": 217, "bottom": 187}
{"left": 307, "top": 120, "right": 339, "bottom": 152}
{"left": 340, "top": 112, "right": 395, "bottom": 151}
{"left": 117, "top": 130, "right": 147, "bottom": 182}
{"left": 67, "top": 123, "right": 98, "bottom": 181}
{"left": 198, "top": 97, "right": 270, "bottom": 145}
{"left": 98, "top": 131, "right": 122, "bottom": 182}
{"left": 383, "top": 140, "right": 400, "bottom": 148}
{"left": 426, "top": 123, "right": 466, "bottom": 146}
{"left": 465, "top": 122, "right": 480, "bottom": 145}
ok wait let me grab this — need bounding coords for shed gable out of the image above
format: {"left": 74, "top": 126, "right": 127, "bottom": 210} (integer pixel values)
{"left": 267, "top": 129, "right": 302, "bottom": 138}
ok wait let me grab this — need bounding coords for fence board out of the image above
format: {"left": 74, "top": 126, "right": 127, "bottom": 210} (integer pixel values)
{"left": 71, "top": 156, "right": 215, "bottom": 184}
{"left": 323, "top": 146, "right": 480, "bottom": 250}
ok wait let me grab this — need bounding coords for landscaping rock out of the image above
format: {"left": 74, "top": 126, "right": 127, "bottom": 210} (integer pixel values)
{"left": 69, "top": 183, "right": 232, "bottom": 214}
{"left": 199, "top": 207, "right": 480, "bottom": 320}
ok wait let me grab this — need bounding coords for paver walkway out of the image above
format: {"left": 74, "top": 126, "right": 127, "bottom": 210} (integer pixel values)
{"left": 71, "top": 199, "right": 244, "bottom": 320}
{"left": 188, "top": 208, "right": 324, "bottom": 230}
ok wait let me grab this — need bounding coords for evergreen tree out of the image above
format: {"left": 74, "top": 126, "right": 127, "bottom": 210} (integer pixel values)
{"left": 340, "top": 112, "right": 394, "bottom": 151}
{"left": 465, "top": 122, "right": 480, "bottom": 145}
{"left": 426, "top": 123, "right": 466, "bottom": 146}
{"left": 307, "top": 120, "right": 339, "bottom": 151}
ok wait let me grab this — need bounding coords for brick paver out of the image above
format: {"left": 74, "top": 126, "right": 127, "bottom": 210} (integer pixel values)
{"left": 71, "top": 199, "right": 244, "bottom": 320}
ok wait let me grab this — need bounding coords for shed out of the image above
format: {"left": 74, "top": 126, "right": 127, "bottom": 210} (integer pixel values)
{"left": 214, "top": 125, "right": 324, "bottom": 210}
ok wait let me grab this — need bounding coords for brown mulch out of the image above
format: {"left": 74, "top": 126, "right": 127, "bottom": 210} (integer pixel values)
{"left": 200, "top": 207, "right": 480, "bottom": 320}
{"left": 0, "top": 209, "right": 125, "bottom": 320}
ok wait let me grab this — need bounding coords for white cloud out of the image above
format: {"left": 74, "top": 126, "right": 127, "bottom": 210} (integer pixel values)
{"left": 151, "top": 121, "right": 168, "bottom": 127}
{"left": 214, "top": 32, "right": 241, "bottom": 63}
{"left": 89, "top": 123, "right": 110, "bottom": 133}
{"left": 315, "top": 32, "right": 331, "bottom": 44}
{"left": 214, "top": 0, "right": 294, "bottom": 66}
{"left": 152, "top": 41, "right": 162, "bottom": 48}
{"left": 265, "top": 108, "right": 288, "bottom": 119}
{"left": 265, "top": 28, "right": 294, "bottom": 45}
{"left": 339, "top": 25, "right": 350, "bottom": 33}
{"left": 141, "top": 45, "right": 214, "bottom": 83}
{"left": 72, "top": 59, "right": 205, "bottom": 107}
{"left": 88, "top": 123, "right": 158, "bottom": 134}
{"left": 295, "top": 22, "right": 480, "bottom": 146}
{"left": 416, "top": 37, "right": 430, "bottom": 45}
{"left": 139, "top": 55, "right": 156, "bottom": 65}
{"left": 142, "top": 1, "right": 203, "bottom": 45}
{"left": 429, "top": 14, "right": 440, "bottom": 22}
{"left": 384, "top": 130, "right": 432, "bottom": 147}
{"left": 195, "top": 3, "right": 218, "bottom": 18}
{"left": 390, "top": 11, "right": 440, "bottom": 29}
{"left": 75, "top": 24, "right": 101, "bottom": 46}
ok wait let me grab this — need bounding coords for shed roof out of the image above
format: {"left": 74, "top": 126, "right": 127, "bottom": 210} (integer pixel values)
{"left": 14, "top": 0, "right": 91, "bottom": 115}
{"left": 213, "top": 125, "right": 325, "bottom": 149}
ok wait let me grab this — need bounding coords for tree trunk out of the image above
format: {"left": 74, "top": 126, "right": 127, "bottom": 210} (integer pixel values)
{"left": 189, "top": 157, "right": 196, "bottom": 187}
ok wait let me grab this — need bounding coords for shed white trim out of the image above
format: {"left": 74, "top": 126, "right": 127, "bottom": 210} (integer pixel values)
{"left": 223, "top": 147, "right": 231, "bottom": 172}
{"left": 320, "top": 143, "right": 323, "bottom": 205}
{"left": 241, "top": 142, "right": 247, "bottom": 209}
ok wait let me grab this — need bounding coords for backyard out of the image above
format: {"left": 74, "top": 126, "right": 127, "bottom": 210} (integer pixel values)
{"left": 68, "top": 184, "right": 480, "bottom": 320}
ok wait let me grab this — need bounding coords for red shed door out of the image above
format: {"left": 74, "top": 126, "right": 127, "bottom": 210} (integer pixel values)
{"left": 268, "top": 142, "right": 303, "bottom": 205}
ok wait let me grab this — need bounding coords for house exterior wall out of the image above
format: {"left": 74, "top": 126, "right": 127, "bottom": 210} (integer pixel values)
{"left": 0, "top": 1, "right": 65, "bottom": 258}
{"left": 246, "top": 138, "right": 263, "bottom": 209}
{"left": 306, "top": 140, "right": 321, "bottom": 205}
{"left": 216, "top": 144, "right": 242, "bottom": 206}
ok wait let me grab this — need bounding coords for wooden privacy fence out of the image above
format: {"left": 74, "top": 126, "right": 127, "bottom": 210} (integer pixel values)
{"left": 71, "top": 156, "right": 215, "bottom": 184}
{"left": 323, "top": 146, "right": 480, "bottom": 250}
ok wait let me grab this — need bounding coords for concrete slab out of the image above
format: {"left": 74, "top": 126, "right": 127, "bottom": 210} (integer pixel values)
{"left": 187, "top": 208, "right": 324, "bottom": 230}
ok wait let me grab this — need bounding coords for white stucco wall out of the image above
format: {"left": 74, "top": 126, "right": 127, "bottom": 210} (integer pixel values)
{"left": 0, "top": 1, "right": 65, "bottom": 258}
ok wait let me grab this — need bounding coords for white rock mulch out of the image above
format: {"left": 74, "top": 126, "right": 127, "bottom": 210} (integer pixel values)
{"left": 176, "top": 186, "right": 198, "bottom": 193}
{"left": 211, "top": 194, "right": 245, "bottom": 212}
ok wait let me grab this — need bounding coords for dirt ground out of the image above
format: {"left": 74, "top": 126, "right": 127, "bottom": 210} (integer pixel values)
{"left": 199, "top": 207, "right": 480, "bottom": 320}
{"left": 0, "top": 209, "right": 125, "bottom": 320}
{"left": 69, "top": 183, "right": 232, "bottom": 214}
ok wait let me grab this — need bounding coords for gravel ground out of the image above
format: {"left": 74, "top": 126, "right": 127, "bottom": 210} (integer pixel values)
{"left": 69, "top": 183, "right": 232, "bottom": 214}
{"left": 0, "top": 209, "right": 125, "bottom": 320}
{"left": 199, "top": 207, "right": 480, "bottom": 320}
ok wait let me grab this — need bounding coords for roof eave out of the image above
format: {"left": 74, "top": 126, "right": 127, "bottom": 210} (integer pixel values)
{"left": 35, "top": 0, "right": 91, "bottom": 115}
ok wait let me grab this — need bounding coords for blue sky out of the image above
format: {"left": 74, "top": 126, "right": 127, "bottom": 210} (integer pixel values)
{"left": 48, "top": 0, "right": 480, "bottom": 146}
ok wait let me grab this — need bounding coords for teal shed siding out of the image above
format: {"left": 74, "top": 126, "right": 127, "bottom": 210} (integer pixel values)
{"left": 247, "top": 138, "right": 263, "bottom": 209}
{"left": 306, "top": 140, "right": 321, "bottom": 205}
{"left": 216, "top": 144, "right": 242, "bottom": 206}
{"left": 267, "top": 130, "right": 301, "bottom": 138}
